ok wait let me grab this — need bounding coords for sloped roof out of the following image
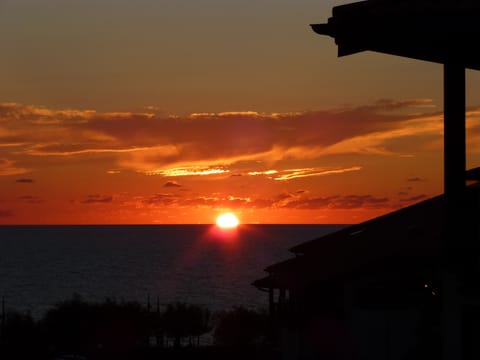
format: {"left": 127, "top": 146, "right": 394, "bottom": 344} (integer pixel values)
{"left": 252, "top": 169, "right": 480, "bottom": 290}
{"left": 467, "top": 167, "right": 480, "bottom": 181}
{"left": 289, "top": 194, "right": 442, "bottom": 256}
{"left": 253, "top": 195, "right": 443, "bottom": 290}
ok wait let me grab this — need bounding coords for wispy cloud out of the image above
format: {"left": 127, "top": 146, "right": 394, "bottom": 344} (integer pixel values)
{"left": 164, "top": 181, "right": 181, "bottom": 187}
{"left": 247, "top": 170, "right": 279, "bottom": 176}
{"left": 279, "top": 194, "right": 390, "bottom": 210}
{"left": 15, "top": 178, "right": 34, "bottom": 183}
{"left": 367, "top": 98, "right": 436, "bottom": 111}
{"left": 0, "top": 99, "right": 454, "bottom": 177}
{"left": 0, "top": 210, "right": 14, "bottom": 217}
{"left": 142, "top": 193, "right": 179, "bottom": 206}
{"left": 81, "top": 195, "right": 114, "bottom": 204}
{"left": 273, "top": 166, "right": 362, "bottom": 181}
{"left": 18, "top": 195, "right": 43, "bottom": 204}
{"left": 0, "top": 159, "right": 29, "bottom": 176}
{"left": 0, "top": 99, "right": 478, "bottom": 223}
{"left": 407, "top": 177, "right": 425, "bottom": 182}
{"left": 130, "top": 190, "right": 398, "bottom": 212}
{"left": 146, "top": 166, "right": 230, "bottom": 177}
{"left": 399, "top": 194, "right": 428, "bottom": 203}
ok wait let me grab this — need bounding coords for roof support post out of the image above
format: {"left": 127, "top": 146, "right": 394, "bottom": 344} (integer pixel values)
{"left": 443, "top": 63, "right": 467, "bottom": 258}
{"left": 443, "top": 62, "right": 466, "bottom": 216}
{"left": 441, "top": 62, "right": 466, "bottom": 360}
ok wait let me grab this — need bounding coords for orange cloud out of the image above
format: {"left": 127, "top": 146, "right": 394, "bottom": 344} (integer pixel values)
{"left": 164, "top": 181, "right": 181, "bottom": 188}
{"left": 80, "top": 195, "right": 114, "bottom": 204}
{"left": 0, "top": 158, "right": 29, "bottom": 176}
{"left": 0, "top": 100, "right": 448, "bottom": 171}
{"left": 1, "top": 99, "right": 478, "bottom": 224}
{"left": 399, "top": 194, "right": 428, "bottom": 203}
{"left": 128, "top": 190, "right": 399, "bottom": 212}
{"left": 280, "top": 194, "right": 390, "bottom": 210}
{"left": 146, "top": 166, "right": 230, "bottom": 177}
{"left": 273, "top": 166, "right": 362, "bottom": 181}
{"left": 18, "top": 195, "right": 43, "bottom": 204}
{"left": 0, "top": 210, "right": 14, "bottom": 217}
{"left": 142, "top": 193, "right": 179, "bottom": 206}
{"left": 15, "top": 178, "right": 34, "bottom": 183}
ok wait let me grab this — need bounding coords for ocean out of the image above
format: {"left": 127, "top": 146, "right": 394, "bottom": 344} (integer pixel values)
{"left": 0, "top": 224, "right": 346, "bottom": 319}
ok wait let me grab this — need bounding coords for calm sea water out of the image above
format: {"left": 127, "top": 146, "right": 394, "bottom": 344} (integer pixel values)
{"left": 0, "top": 224, "right": 345, "bottom": 318}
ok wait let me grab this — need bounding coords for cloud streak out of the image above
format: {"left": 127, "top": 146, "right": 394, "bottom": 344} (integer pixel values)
{"left": 273, "top": 166, "right": 362, "bottom": 181}
{"left": 164, "top": 181, "right": 181, "bottom": 188}
{"left": 131, "top": 191, "right": 395, "bottom": 212}
{"left": 0, "top": 158, "right": 29, "bottom": 176}
{"left": 0, "top": 210, "right": 14, "bottom": 217}
{"left": 1, "top": 99, "right": 478, "bottom": 223}
{"left": 15, "top": 178, "right": 34, "bottom": 183}
{"left": 146, "top": 166, "right": 230, "bottom": 177}
{"left": 81, "top": 195, "right": 114, "bottom": 204}
{"left": 0, "top": 99, "right": 459, "bottom": 177}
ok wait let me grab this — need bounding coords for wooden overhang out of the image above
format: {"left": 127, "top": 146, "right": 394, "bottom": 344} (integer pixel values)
{"left": 311, "top": 1, "right": 480, "bottom": 70}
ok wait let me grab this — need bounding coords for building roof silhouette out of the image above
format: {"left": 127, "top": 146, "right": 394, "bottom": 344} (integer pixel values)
{"left": 311, "top": 0, "right": 480, "bottom": 69}
{"left": 253, "top": 168, "right": 480, "bottom": 291}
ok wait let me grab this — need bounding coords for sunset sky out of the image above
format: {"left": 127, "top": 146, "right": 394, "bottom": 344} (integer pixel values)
{"left": 1, "top": 0, "right": 480, "bottom": 224}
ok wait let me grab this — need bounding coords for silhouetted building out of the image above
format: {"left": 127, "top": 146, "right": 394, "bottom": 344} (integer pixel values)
{"left": 253, "top": 169, "right": 480, "bottom": 360}
{"left": 271, "top": 1, "right": 480, "bottom": 359}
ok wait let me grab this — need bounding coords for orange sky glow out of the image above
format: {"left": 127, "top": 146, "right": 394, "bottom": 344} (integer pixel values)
{"left": 2, "top": 101, "right": 480, "bottom": 224}
{"left": 1, "top": 1, "right": 480, "bottom": 224}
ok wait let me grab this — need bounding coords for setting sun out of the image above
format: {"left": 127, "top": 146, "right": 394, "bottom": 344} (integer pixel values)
{"left": 216, "top": 213, "right": 239, "bottom": 229}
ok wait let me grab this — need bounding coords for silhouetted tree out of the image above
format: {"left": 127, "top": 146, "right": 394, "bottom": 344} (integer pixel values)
{"left": 213, "top": 306, "right": 268, "bottom": 347}
{"left": 0, "top": 309, "right": 40, "bottom": 358}
{"left": 188, "top": 303, "right": 212, "bottom": 346}
{"left": 93, "top": 297, "right": 151, "bottom": 354}
{"left": 39, "top": 293, "right": 152, "bottom": 358}
{"left": 39, "top": 293, "right": 94, "bottom": 356}
{"left": 162, "top": 302, "right": 212, "bottom": 348}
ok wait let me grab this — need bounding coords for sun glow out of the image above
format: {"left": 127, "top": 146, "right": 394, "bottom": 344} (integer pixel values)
{"left": 216, "top": 213, "right": 239, "bottom": 229}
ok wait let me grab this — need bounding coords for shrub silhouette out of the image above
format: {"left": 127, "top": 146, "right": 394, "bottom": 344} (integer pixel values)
{"left": 162, "top": 302, "right": 212, "bottom": 348}
{"left": 3, "top": 295, "right": 273, "bottom": 358}
{"left": 39, "top": 294, "right": 152, "bottom": 357}
{"left": 213, "top": 306, "right": 268, "bottom": 347}
{"left": 1, "top": 309, "right": 40, "bottom": 358}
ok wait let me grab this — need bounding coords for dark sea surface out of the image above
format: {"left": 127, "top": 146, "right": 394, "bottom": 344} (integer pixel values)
{"left": 0, "top": 224, "right": 346, "bottom": 319}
